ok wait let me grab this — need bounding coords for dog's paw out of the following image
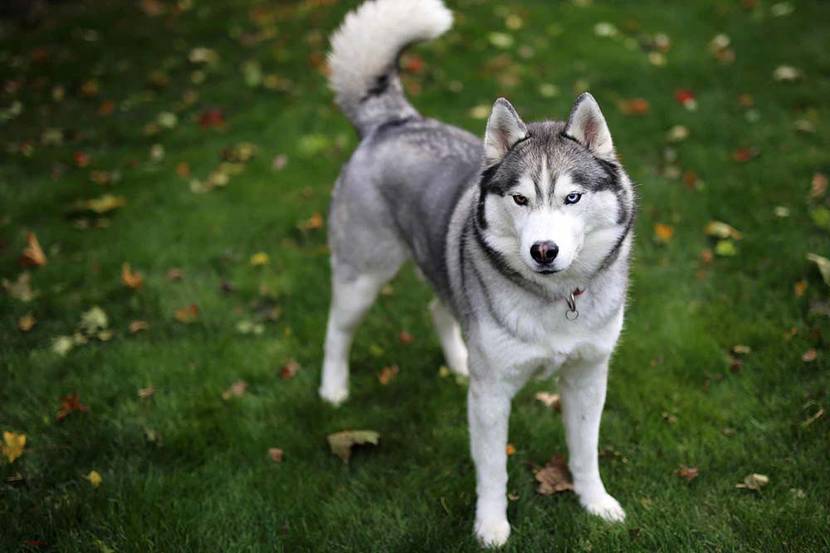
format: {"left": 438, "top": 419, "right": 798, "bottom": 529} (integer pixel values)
{"left": 580, "top": 493, "right": 626, "bottom": 523}
{"left": 319, "top": 385, "right": 349, "bottom": 406}
{"left": 474, "top": 517, "right": 510, "bottom": 548}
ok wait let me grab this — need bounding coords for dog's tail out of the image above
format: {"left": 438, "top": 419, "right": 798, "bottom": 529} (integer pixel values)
{"left": 328, "top": 0, "right": 452, "bottom": 136}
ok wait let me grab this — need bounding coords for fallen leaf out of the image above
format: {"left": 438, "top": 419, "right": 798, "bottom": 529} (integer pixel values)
{"left": 794, "top": 280, "right": 808, "bottom": 297}
{"left": 801, "top": 348, "right": 817, "bottom": 362}
{"left": 176, "top": 162, "right": 191, "bottom": 178}
{"left": 488, "top": 32, "right": 514, "bottom": 49}
{"left": 20, "top": 232, "right": 47, "bottom": 267}
{"left": 98, "top": 100, "right": 115, "bottom": 116}
{"left": 121, "top": 263, "right": 143, "bottom": 290}
{"left": 398, "top": 331, "right": 414, "bottom": 344}
{"left": 129, "top": 320, "right": 149, "bottom": 334}
{"left": 666, "top": 125, "right": 689, "bottom": 143}
{"left": 57, "top": 393, "right": 89, "bottom": 421}
{"left": 618, "top": 98, "right": 650, "bottom": 116}
{"left": 298, "top": 212, "right": 324, "bottom": 231}
{"left": 72, "top": 194, "right": 127, "bottom": 214}
{"left": 378, "top": 365, "right": 399, "bottom": 385}
{"left": 327, "top": 430, "right": 380, "bottom": 463}
{"left": 17, "top": 313, "right": 36, "bottom": 332}
{"left": 534, "top": 454, "right": 574, "bottom": 495}
{"left": 250, "top": 252, "right": 269, "bottom": 266}
{"left": 705, "top": 221, "right": 743, "bottom": 240}
{"left": 732, "top": 147, "right": 759, "bottom": 163}
{"left": 85, "top": 470, "right": 102, "bottom": 488}
{"left": 198, "top": 108, "right": 226, "bottom": 129}
{"left": 222, "top": 380, "right": 248, "bottom": 400}
{"left": 3, "top": 272, "right": 35, "bottom": 302}
{"left": 773, "top": 65, "right": 801, "bottom": 82}
{"left": 52, "top": 336, "right": 75, "bottom": 356}
{"left": 807, "top": 253, "right": 830, "bottom": 286}
{"left": 675, "top": 465, "right": 699, "bottom": 481}
{"left": 137, "top": 386, "right": 155, "bottom": 399}
{"left": 506, "top": 443, "right": 516, "bottom": 456}
{"left": 280, "top": 359, "right": 300, "bottom": 380}
{"left": 674, "top": 89, "right": 697, "bottom": 110}
{"left": 80, "top": 306, "right": 108, "bottom": 336}
{"left": 73, "top": 151, "right": 91, "bottom": 167}
{"left": 174, "top": 304, "right": 199, "bottom": 323}
{"left": 736, "top": 473, "right": 769, "bottom": 490}
{"left": 469, "top": 105, "right": 490, "bottom": 120}
{"left": 268, "top": 448, "right": 284, "bottom": 463}
{"left": 654, "top": 223, "right": 674, "bottom": 243}
{"left": 2, "top": 431, "right": 26, "bottom": 463}
{"left": 811, "top": 173, "right": 828, "bottom": 200}
{"left": 535, "top": 391, "right": 561, "bottom": 411}
{"left": 166, "top": 268, "right": 184, "bottom": 281}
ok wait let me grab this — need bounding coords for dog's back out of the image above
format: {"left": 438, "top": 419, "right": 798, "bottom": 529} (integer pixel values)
{"left": 326, "top": 0, "right": 481, "bottom": 301}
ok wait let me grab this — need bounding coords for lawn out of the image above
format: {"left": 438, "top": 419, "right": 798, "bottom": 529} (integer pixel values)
{"left": 2, "top": 0, "right": 829, "bottom": 551}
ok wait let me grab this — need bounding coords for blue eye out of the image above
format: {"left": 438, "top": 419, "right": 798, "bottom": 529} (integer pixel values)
{"left": 565, "top": 192, "right": 582, "bottom": 205}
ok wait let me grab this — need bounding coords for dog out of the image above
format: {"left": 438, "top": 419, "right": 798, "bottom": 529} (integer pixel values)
{"left": 319, "top": 0, "right": 636, "bottom": 546}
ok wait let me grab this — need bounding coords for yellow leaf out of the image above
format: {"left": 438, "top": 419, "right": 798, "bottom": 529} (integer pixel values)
{"left": 654, "top": 223, "right": 674, "bottom": 243}
{"left": 327, "top": 430, "right": 380, "bottom": 463}
{"left": 705, "top": 221, "right": 743, "bottom": 240}
{"left": 2, "top": 431, "right": 26, "bottom": 463}
{"left": 250, "top": 252, "right": 269, "bottom": 266}
{"left": 806, "top": 253, "right": 830, "bottom": 286}
{"left": 86, "top": 470, "right": 103, "bottom": 487}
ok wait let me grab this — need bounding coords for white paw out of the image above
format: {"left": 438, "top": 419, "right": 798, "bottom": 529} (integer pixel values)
{"left": 319, "top": 385, "right": 348, "bottom": 406}
{"left": 449, "top": 355, "right": 469, "bottom": 377}
{"left": 474, "top": 517, "right": 510, "bottom": 548}
{"left": 580, "top": 493, "right": 626, "bottom": 523}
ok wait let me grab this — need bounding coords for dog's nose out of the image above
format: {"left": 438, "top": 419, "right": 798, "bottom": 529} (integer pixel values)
{"left": 530, "top": 241, "right": 559, "bottom": 265}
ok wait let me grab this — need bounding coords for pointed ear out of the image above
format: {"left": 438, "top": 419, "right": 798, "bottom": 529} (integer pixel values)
{"left": 563, "top": 93, "right": 615, "bottom": 159}
{"left": 483, "top": 98, "right": 528, "bottom": 165}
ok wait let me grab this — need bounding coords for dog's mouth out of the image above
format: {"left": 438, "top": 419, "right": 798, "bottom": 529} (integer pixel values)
{"left": 534, "top": 267, "right": 561, "bottom": 275}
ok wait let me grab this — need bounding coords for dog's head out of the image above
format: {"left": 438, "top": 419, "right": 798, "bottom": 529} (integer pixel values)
{"left": 476, "top": 94, "right": 635, "bottom": 281}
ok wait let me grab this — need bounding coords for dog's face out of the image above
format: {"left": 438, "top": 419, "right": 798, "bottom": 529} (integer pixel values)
{"left": 477, "top": 94, "right": 634, "bottom": 280}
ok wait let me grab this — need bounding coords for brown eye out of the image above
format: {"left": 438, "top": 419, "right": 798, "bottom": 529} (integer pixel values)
{"left": 512, "top": 194, "right": 528, "bottom": 206}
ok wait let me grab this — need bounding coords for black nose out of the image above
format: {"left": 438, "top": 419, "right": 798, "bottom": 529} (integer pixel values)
{"left": 530, "top": 241, "right": 559, "bottom": 265}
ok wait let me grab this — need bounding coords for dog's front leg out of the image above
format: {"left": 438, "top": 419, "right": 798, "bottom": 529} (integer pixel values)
{"left": 468, "top": 369, "right": 513, "bottom": 547}
{"left": 559, "top": 354, "right": 625, "bottom": 522}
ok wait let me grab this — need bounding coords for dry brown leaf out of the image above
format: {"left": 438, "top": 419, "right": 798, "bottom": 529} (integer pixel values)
{"left": 121, "top": 263, "right": 144, "bottom": 290}
{"left": 534, "top": 454, "right": 574, "bottom": 495}
{"left": 398, "top": 330, "right": 414, "bottom": 344}
{"left": 176, "top": 162, "right": 191, "bottom": 178}
{"left": 535, "top": 391, "right": 561, "bottom": 411}
{"left": 268, "top": 448, "right": 284, "bottom": 463}
{"left": 801, "top": 348, "right": 817, "bottom": 362}
{"left": 3, "top": 272, "right": 36, "bottom": 302}
{"left": 327, "top": 430, "right": 380, "bottom": 463}
{"left": 280, "top": 359, "right": 300, "bottom": 380}
{"left": 506, "top": 443, "right": 516, "bottom": 456}
{"left": 794, "top": 280, "right": 808, "bottom": 297}
{"left": 166, "top": 268, "right": 184, "bottom": 281}
{"left": 221, "top": 380, "right": 248, "bottom": 400}
{"left": 20, "top": 232, "right": 47, "bottom": 267}
{"left": 129, "top": 320, "right": 149, "bottom": 334}
{"left": 17, "top": 313, "right": 36, "bottom": 332}
{"left": 137, "top": 386, "right": 155, "bottom": 399}
{"left": 675, "top": 465, "right": 700, "bottom": 481}
{"left": 56, "top": 393, "right": 89, "bottom": 421}
{"left": 811, "top": 173, "right": 828, "bottom": 200}
{"left": 378, "top": 365, "right": 399, "bottom": 385}
{"left": 174, "top": 304, "right": 199, "bottom": 323}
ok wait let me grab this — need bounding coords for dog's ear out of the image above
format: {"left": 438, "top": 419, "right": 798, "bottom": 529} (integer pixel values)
{"left": 484, "top": 98, "right": 528, "bottom": 165}
{"left": 564, "top": 92, "right": 614, "bottom": 159}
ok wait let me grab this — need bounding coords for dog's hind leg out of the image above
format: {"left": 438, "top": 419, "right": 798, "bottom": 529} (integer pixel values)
{"left": 430, "top": 299, "right": 469, "bottom": 376}
{"left": 320, "top": 269, "right": 395, "bottom": 405}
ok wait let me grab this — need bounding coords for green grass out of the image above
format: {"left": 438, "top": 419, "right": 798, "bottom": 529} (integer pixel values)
{"left": 2, "top": 0, "right": 829, "bottom": 550}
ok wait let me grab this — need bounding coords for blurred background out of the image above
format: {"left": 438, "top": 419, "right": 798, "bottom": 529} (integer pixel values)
{"left": 1, "top": 0, "right": 828, "bottom": 551}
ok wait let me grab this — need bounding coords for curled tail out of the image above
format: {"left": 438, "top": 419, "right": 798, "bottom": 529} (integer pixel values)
{"left": 327, "top": 0, "right": 453, "bottom": 136}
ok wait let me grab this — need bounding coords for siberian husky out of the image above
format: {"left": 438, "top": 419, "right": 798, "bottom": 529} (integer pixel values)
{"left": 319, "top": 0, "right": 636, "bottom": 546}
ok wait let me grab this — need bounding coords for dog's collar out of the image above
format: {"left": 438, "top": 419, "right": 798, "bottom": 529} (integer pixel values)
{"left": 565, "top": 288, "right": 584, "bottom": 321}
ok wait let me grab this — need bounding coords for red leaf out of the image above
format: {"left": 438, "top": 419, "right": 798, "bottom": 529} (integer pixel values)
{"left": 57, "top": 393, "right": 89, "bottom": 422}
{"left": 198, "top": 108, "right": 226, "bottom": 129}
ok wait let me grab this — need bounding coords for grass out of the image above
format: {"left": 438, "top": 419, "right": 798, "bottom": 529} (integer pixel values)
{"left": 1, "top": 0, "right": 829, "bottom": 550}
